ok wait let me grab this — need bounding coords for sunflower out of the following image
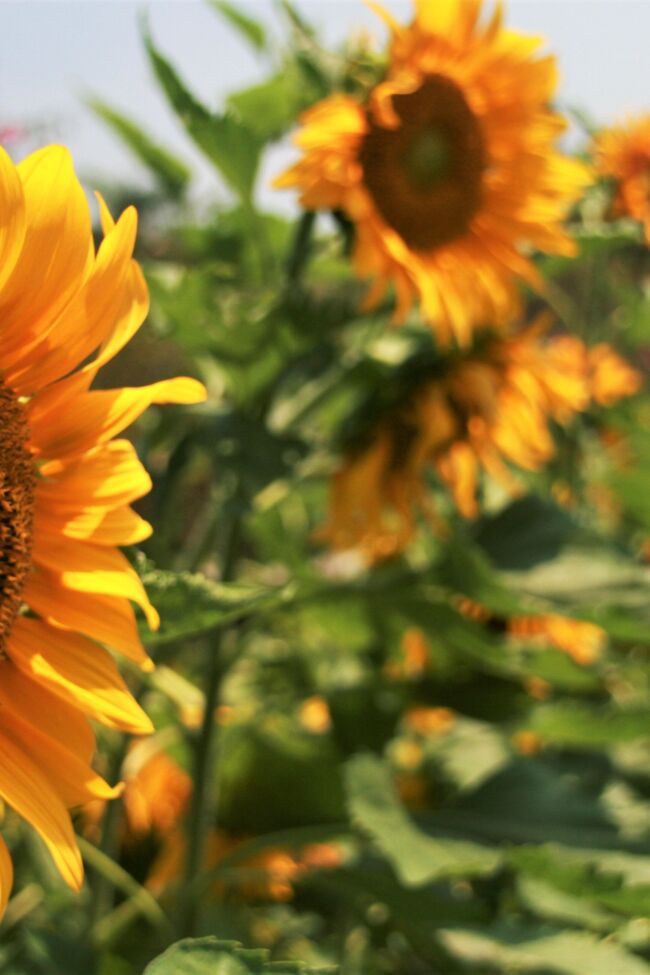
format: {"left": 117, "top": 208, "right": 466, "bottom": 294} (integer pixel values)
{"left": 455, "top": 595, "right": 605, "bottom": 665}
{"left": 0, "top": 145, "right": 205, "bottom": 911}
{"left": 595, "top": 115, "right": 650, "bottom": 243}
{"left": 589, "top": 342, "right": 643, "bottom": 406}
{"left": 275, "top": 0, "right": 590, "bottom": 344}
{"left": 320, "top": 322, "right": 640, "bottom": 562}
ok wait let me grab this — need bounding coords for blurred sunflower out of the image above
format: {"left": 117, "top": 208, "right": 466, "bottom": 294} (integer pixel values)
{"left": 0, "top": 145, "right": 205, "bottom": 911}
{"left": 455, "top": 595, "right": 606, "bottom": 665}
{"left": 275, "top": 0, "right": 590, "bottom": 344}
{"left": 595, "top": 115, "right": 650, "bottom": 243}
{"left": 320, "top": 323, "right": 639, "bottom": 562}
{"left": 589, "top": 342, "right": 643, "bottom": 406}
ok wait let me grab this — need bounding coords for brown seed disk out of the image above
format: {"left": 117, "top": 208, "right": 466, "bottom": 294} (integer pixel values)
{"left": 359, "top": 74, "right": 485, "bottom": 252}
{"left": 0, "top": 382, "right": 35, "bottom": 650}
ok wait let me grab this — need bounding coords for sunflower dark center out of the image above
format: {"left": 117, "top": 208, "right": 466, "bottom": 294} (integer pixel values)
{"left": 0, "top": 382, "right": 35, "bottom": 651}
{"left": 402, "top": 127, "right": 452, "bottom": 191}
{"left": 359, "top": 74, "right": 485, "bottom": 252}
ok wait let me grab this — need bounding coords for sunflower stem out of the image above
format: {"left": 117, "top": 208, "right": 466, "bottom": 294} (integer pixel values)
{"left": 177, "top": 501, "right": 243, "bottom": 936}
{"left": 88, "top": 726, "right": 134, "bottom": 929}
{"left": 286, "top": 210, "right": 315, "bottom": 284}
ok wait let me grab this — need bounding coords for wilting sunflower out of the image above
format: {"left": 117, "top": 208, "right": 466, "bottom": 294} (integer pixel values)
{"left": 0, "top": 145, "right": 205, "bottom": 911}
{"left": 595, "top": 115, "right": 650, "bottom": 243}
{"left": 275, "top": 0, "right": 590, "bottom": 344}
{"left": 320, "top": 323, "right": 638, "bottom": 562}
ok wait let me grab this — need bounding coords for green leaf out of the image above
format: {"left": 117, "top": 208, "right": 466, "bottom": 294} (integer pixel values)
{"left": 436, "top": 540, "right": 523, "bottom": 617}
{"left": 88, "top": 98, "right": 190, "bottom": 197}
{"left": 208, "top": 2, "right": 267, "bottom": 51}
{"left": 443, "top": 760, "right": 621, "bottom": 848}
{"left": 428, "top": 717, "right": 509, "bottom": 794}
{"left": 143, "top": 937, "right": 335, "bottom": 974}
{"left": 344, "top": 753, "right": 501, "bottom": 886}
{"left": 144, "top": 31, "right": 262, "bottom": 201}
{"left": 508, "top": 845, "right": 650, "bottom": 922}
{"left": 528, "top": 703, "right": 650, "bottom": 749}
{"left": 139, "top": 564, "right": 295, "bottom": 649}
{"left": 278, "top": 0, "right": 316, "bottom": 39}
{"left": 439, "top": 925, "right": 650, "bottom": 974}
{"left": 516, "top": 875, "right": 618, "bottom": 932}
{"left": 512, "top": 547, "right": 650, "bottom": 611}
{"left": 473, "top": 495, "right": 576, "bottom": 571}
{"left": 217, "top": 720, "right": 345, "bottom": 832}
{"left": 228, "top": 67, "right": 317, "bottom": 142}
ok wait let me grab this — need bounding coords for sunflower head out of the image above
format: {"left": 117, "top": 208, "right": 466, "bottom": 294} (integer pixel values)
{"left": 319, "top": 321, "right": 596, "bottom": 561}
{"left": 0, "top": 144, "right": 205, "bottom": 912}
{"left": 0, "top": 384, "right": 35, "bottom": 650}
{"left": 595, "top": 115, "right": 650, "bottom": 243}
{"left": 276, "top": 0, "right": 591, "bottom": 344}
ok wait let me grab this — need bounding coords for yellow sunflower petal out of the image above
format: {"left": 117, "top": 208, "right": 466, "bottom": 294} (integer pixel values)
{"left": 0, "top": 147, "right": 26, "bottom": 294}
{"left": 28, "top": 377, "right": 206, "bottom": 461}
{"left": 38, "top": 439, "right": 152, "bottom": 511}
{"left": 9, "top": 618, "right": 154, "bottom": 735}
{"left": 6, "top": 205, "right": 140, "bottom": 393}
{"left": 0, "top": 837, "right": 13, "bottom": 918}
{"left": 22, "top": 568, "right": 153, "bottom": 670}
{"left": 30, "top": 533, "right": 160, "bottom": 630}
{"left": 0, "top": 659, "right": 95, "bottom": 763}
{"left": 0, "top": 706, "right": 121, "bottom": 808}
{"left": 81, "top": 261, "right": 150, "bottom": 384}
{"left": 35, "top": 503, "right": 153, "bottom": 546}
{"left": 0, "top": 147, "right": 92, "bottom": 362}
{"left": 0, "top": 716, "right": 83, "bottom": 890}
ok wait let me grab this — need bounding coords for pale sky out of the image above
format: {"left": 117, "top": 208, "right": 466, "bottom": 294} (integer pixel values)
{"left": 2, "top": 1, "right": 649, "bottom": 208}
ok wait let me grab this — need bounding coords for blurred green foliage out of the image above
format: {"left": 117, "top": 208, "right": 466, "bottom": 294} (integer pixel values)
{"left": 3, "top": 3, "right": 650, "bottom": 974}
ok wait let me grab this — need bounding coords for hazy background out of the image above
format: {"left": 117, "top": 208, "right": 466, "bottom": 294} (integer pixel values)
{"left": 2, "top": 1, "right": 647, "bottom": 206}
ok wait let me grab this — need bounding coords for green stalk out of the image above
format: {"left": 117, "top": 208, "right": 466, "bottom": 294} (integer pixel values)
{"left": 89, "top": 726, "right": 133, "bottom": 928}
{"left": 177, "top": 505, "right": 243, "bottom": 936}
{"left": 286, "top": 210, "right": 315, "bottom": 284}
{"left": 81, "top": 837, "right": 171, "bottom": 942}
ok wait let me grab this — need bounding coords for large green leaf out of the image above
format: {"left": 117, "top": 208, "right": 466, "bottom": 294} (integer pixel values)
{"left": 344, "top": 754, "right": 501, "bottom": 885}
{"left": 208, "top": 2, "right": 267, "bottom": 51}
{"left": 228, "top": 68, "right": 315, "bottom": 142}
{"left": 511, "top": 547, "right": 650, "bottom": 612}
{"left": 438, "top": 760, "right": 622, "bottom": 849}
{"left": 143, "top": 937, "right": 335, "bottom": 974}
{"left": 509, "top": 846, "right": 650, "bottom": 921}
{"left": 528, "top": 702, "right": 650, "bottom": 749}
{"left": 144, "top": 31, "right": 263, "bottom": 201}
{"left": 88, "top": 98, "right": 190, "bottom": 197}
{"left": 217, "top": 720, "right": 345, "bottom": 831}
{"left": 439, "top": 925, "right": 650, "bottom": 974}
{"left": 473, "top": 495, "right": 576, "bottom": 571}
{"left": 139, "top": 564, "right": 294, "bottom": 649}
